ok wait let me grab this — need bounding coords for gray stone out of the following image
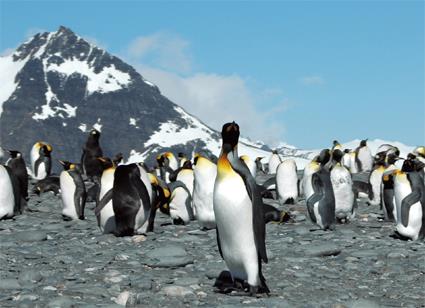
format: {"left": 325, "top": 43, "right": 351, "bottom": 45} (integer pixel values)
{"left": 14, "top": 231, "right": 47, "bottom": 242}
{"left": 0, "top": 278, "right": 21, "bottom": 289}
{"left": 305, "top": 244, "right": 341, "bottom": 257}
{"left": 160, "top": 285, "right": 195, "bottom": 297}
{"left": 19, "top": 270, "right": 43, "bottom": 283}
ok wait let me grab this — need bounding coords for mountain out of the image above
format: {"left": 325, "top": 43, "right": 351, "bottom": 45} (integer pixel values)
{"left": 0, "top": 26, "right": 266, "bottom": 170}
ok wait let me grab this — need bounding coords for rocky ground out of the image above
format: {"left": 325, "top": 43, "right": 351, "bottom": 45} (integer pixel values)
{"left": 0, "top": 180, "right": 424, "bottom": 308}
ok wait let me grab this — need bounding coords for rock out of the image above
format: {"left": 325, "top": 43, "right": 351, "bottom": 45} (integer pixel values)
{"left": 347, "top": 299, "right": 380, "bottom": 308}
{"left": 114, "top": 291, "right": 131, "bottom": 306}
{"left": 14, "top": 231, "right": 47, "bottom": 242}
{"left": 305, "top": 244, "right": 341, "bottom": 257}
{"left": 144, "top": 245, "right": 194, "bottom": 268}
{"left": 0, "top": 279, "right": 21, "bottom": 289}
{"left": 46, "top": 296, "right": 75, "bottom": 308}
{"left": 19, "top": 270, "right": 43, "bottom": 283}
{"left": 160, "top": 286, "right": 195, "bottom": 297}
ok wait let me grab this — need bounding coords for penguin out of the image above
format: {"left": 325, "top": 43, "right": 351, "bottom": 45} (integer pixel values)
{"left": 255, "top": 157, "right": 265, "bottom": 175}
{"left": 412, "top": 147, "right": 425, "bottom": 183}
{"left": 377, "top": 144, "right": 400, "bottom": 157}
{"left": 145, "top": 173, "right": 171, "bottom": 232}
{"left": 332, "top": 140, "right": 342, "bottom": 151}
{"left": 81, "top": 129, "right": 103, "bottom": 182}
{"left": 33, "top": 176, "right": 60, "bottom": 196}
{"left": 95, "top": 157, "right": 117, "bottom": 234}
{"left": 267, "top": 150, "right": 281, "bottom": 174}
{"left": 330, "top": 149, "right": 356, "bottom": 223}
{"left": 193, "top": 154, "right": 217, "bottom": 229}
{"left": 6, "top": 150, "right": 29, "bottom": 201}
{"left": 112, "top": 164, "right": 151, "bottom": 236}
{"left": 214, "top": 121, "right": 269, "bottom": 295}
{"left": 240, "top": 155, "right": 257, "bottom": 178}
{"left": 392, "top": 158, "right": 425, "bottom": 240}
{"left": 0, "top": 147, "right": 4, "bottom": 163}
{"left": 178, "top": 152, "right": 189, "bottom": 167}
{"left": 354, "top": 139, "right": 373, "bottom": 172}
{"left": 381, "top": 153, "right": 399, "bottom": 221}
{"left": 135, "top": 162, "right": 154, "bottom": 234}
{"left": 168, "top": 179, "right": 194, "bottom": 225}
{"left": 300, "top": 156, "right": 320, "bottom": 200}
{"left": 59, "top": 160, "right": 86, "bottom": 221}
{"left": 276, "top": 159, "right": 298, "bottom": 205}
{"left": 341, "top": 149, "right": 352, "bottom": 170}
{"left": 366, "top": 152, "right": 387, "bottom": 206}
{"left": 30, "top": 142, "right": 52, "bottom": 180}
{"left": 306, "top": 149, "right": 336, "bottom": 230}
{"left": 0, "top": 164, "right": 22, "bottom": 219}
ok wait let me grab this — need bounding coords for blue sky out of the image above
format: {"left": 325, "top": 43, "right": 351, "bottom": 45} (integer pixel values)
{"left": 0, "top": 0, "right": 424, "bottom": 148}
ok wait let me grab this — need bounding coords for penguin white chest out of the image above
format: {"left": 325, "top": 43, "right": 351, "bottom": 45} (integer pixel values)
{"left": 99, "top": 170, "right": 115, "bottom": 233}
{"left": 331, "top": 166, "right": 354, "bottom": 218}
{"left": 60, "top": 171, "right": 78, "bottom": 219}
{"left": 214, "top": 175, "right": 259, "bottom": 284}
{"left": 0, "top": 166, "right": 15, "bottom": 219}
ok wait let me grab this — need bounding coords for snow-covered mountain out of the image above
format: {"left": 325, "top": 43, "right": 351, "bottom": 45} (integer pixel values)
{"left": 0, "top": 26, "right": 418, "bottom": 171}
{"left": 0, "top": 26, "right": 272, "bottom": 169}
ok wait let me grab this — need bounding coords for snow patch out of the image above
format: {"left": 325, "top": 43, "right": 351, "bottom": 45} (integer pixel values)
{"left": 47, "top": 60, "right": 131, "bottom": 94}
{"left": 79, "top": 123, "right": 87, "bottom": 132}
{"left": 93, "top": 118, "right": 102, "bottom": 132}
{"left": 129, "top": 117, "right": 138, "bottom": 127}
{"left": 0, "top": 55, "right": 29, "bottom": 117}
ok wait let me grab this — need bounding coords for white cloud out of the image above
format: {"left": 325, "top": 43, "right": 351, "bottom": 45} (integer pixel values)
{"left": 127, "top": 32, "right": 192, "bottom": 74}
{"left": 134, "top": 64, "right": 287, "bottom": 145}
{"left": 299, "top": 75, "right": 325, "bottom": 85}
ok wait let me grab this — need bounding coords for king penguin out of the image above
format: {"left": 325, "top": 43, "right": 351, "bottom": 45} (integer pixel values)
{"left": 392, "top": 157, "right": 425, "bottom": 240}
{"left": 354, "top": 139, "right": 373, "bottom": 172}
{"left": 112, "top": 164, "right": 151, "bottom": 236}
{"left": 6, "top": 150, "right": 29, "bottom": 202}
{"left": 330, "top": 149, "right": 356, "bottom": 222}
{"left": 30, "top": 142, "right": 52, "bottom": 180}
{"left": 276, "top": 159, "right": 298, "bottom": 205}
{"left": 81, "top": 129, "right": 103, "bottom": 182}
{"left": 366, "top": 152, "right": 387, "bottom": 206}
{"left": 0, "top": 164, "right": 22, "bottom": 219}
{"left": 193, "top": 153, "right": 217, "bottom": 229}
{"left": 213, "top": 121, "right": 269, "bottom": 295}
{"left": 381, "top": 153, "right": 399, "bottom": 221}
{"left": 59, "top": 160, "right": 86, "bottom": 221}
{"left": 267, "top": 150, "right": 281, "bottom": 174}
{"left": 300, "top": 156, "right": 320, "bottom": 200}
{"left": 306, "top": 149, "right": 336, "bottom": 230}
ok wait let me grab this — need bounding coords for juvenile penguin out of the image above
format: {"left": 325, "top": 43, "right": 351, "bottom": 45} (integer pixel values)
{"left": 392, "top": 158, "right": 425, "bottom": 240}
{"left": 59, "top": 161, "right": 86, "bottom": 221}
{"left": 306, "top": 149, "right": 336, "bottom": 230}
{"left": 330, "top": 149, "right": 356, "bottom": 222}
{"left": 214, "top": 122, "right": 269, "bottom": 295}
{"left": 30, "top": 142, "right": 52, "bottom": 180}
{"left": 267, "top": 150, "right": 281, "bottom": 174}
{"left": 355, "top": 139, "right": 373, "bottom": 172}
{"left": 276, "top": 159, "right": 298, "bottom": 205}
{"left": 193, "top": 154, "right": 217, "bottom": 229}
{"left": 0, "top": 164, "right": 22, "bottom": 219}
{"left": 81, "top": 129, "right": 103, "bottom": 181}
{"left": 6, "top": 150, "right": 29, "bottom": 201}
{"left": 112, "top": 164, "right": 151, "bottom": 236}
{"left": 240, "top": 155, "right": 257, "bottom": 178}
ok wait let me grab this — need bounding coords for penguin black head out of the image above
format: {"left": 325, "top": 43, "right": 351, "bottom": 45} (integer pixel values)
{"left": 7, "top": 150, "right": 22, "bottom": 158}
{"left": 332, "top": 140, "right": 340, "bottom": 147}
{"left": 386, "top": 153, "right": 399, "bottom": 166}
{"left": 332, "top": 149, "right": 344, "bottom": 163}
{"left": 221, "top": 122, "right": 240, "bottom": 152}
{"left": 360, "top": 139, "right": 368, "bottom": 147}
{"left": 344, "top": 149, "right": 351, "bottom": 154}
{"left": 40, "top": 145, "right": 51, "bottom": 157}
{"left": 317, "top": 149, "right": 331, "bottom": 165}
{"left": 178, "top": 152, "right": 186, "bottom": 159}
{"left": 182, "top": 160, "right": 192, "bottom": 169}
{"left": 193, "top": 153, "right": 200, "bottom": 165}
{"left": 59, "top": 160, "right": 77, "bottom": 171}
{"left": 112, "top": 153, "right": 123, "bottom": 165}
{"left": 403, "top": 154, "right": 425, "bottom": 172}
{"left": 374, "top": 152, "right": 387, "bottom": 166}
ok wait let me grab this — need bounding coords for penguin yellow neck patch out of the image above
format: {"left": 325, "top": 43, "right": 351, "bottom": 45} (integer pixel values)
{"left": 217, "top": 154, "right": 237, "bottom": 178}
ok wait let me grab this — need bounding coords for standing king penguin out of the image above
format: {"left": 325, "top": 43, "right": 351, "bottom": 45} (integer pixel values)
{"left": 214, "top": 122, "right": 269, "bottom": 295}
{"left": 81, "top": 129, "right": 103, "bottom": 182}
{"left": 59, "top": 161, "right": 86, "bottom": 221}
{"left": 6, "top": 150, "right": 29, "bottom": 202}
{"left": 0, "top": 164, "right": 22, "bottom": 219}
{"left": 30, "top": 142, "right": 52, "bottom": 180}
{"left": 276, "top": 159, "right": 298, "bottom": 205}
{"left": 306, "top": 149, "right": 336, "bottom": 230}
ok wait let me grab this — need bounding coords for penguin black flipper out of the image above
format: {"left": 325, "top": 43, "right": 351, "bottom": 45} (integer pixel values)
{"left": 34, "top": 157, "right": 42, "bottom": 178}
{"left": 95, "top": 188, "right": 113, "bottom": 219}
{"left": 230, "top": 159, "right": 268, "bottom": 263}
{"left": 134, "top": 176, "right": 152, "bottom": 212}
{"left": 5, "top": 166, "right": 22, "bottom": 214}
{"left": 216, "top": 228, "right": 223, "bottom": 259}
{"left": 69, "top": 171, "right": 86, "bottom": 220}
{"left": 262, "top": 176, "right": 276, "bottom": 190}
{"left": 306, "top": 173, "right": 323, "bottom": 223}
{"left": 400, "top": 191, "right": 420, "bottom": 228}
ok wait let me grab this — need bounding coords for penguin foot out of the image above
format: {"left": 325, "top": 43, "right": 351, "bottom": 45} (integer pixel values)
{"left": 79, "top": 216, "right": 85, "bottom": 220}
{"left": 248, "top": 284, "right": 270, "bottom": 297}
{"left": 390, "top": 231, "right": 411, "bottom": 241}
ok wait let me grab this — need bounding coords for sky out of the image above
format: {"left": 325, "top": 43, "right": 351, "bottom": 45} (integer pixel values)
{"left": 0, "top": 0, "right": 424, "bottom": 149}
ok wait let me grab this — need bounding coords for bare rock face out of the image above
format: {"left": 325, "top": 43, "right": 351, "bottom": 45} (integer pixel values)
{"left": 0, "top": 26, "right": 219, "bottom": 171}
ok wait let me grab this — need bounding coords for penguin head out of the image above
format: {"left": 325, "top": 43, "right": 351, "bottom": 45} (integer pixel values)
{"left": 156, "top": 154, "right": 165, "bottom": 167}
{"left": 59, "top": 160, "right": 77, "bottom": 171}
{"left": 178, "top": 152, "right": 187, "bottom": 159}
{"left": 413, "top": 146, "right": 425, "bottom": 158}
{"left": 360, "top": 139, "right": 368, "bottom": 147}
{"left": 7, "top": 150, "right": 22, "bottom": 159}
{"left": 40, "top": 145, "right": 52, "bottom": 157}
{"left": 255, "top": 156, "right": 264, "bottom": 162}
{"left": 344, "top": 149, "right": 350, "bottom": 154}
{"left": 112, "top": 153, "right": 123, "bottom": 166}
{"left": 332, "top": 140, "right": 340, "bottom": 147}
{"left": 403, "top": 154, "right": 425, "bottom": 172}
{"left": 221, "top": 121, "right": 240, "bottom": 153}
{"left": 385, "top": 152, "right": 399, "bottom": 166}
{"left": 373, "top": 152, "right": 387, "bottom": 166}
{"left": 90, "top": 129, "right": 100, "bottom": 136}
{"left": 332, "top": 149, "right": 344, "bottom": 163}
{"left": 317, "top": 149, "right": 331, "bottom": 165}
{"left": 182, "top": 160, "right": 192, "bottom": 169}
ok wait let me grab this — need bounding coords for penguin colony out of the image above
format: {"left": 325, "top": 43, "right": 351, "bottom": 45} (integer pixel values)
{"left": 0, "top": 125, "right": 424, "bottom": 296}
